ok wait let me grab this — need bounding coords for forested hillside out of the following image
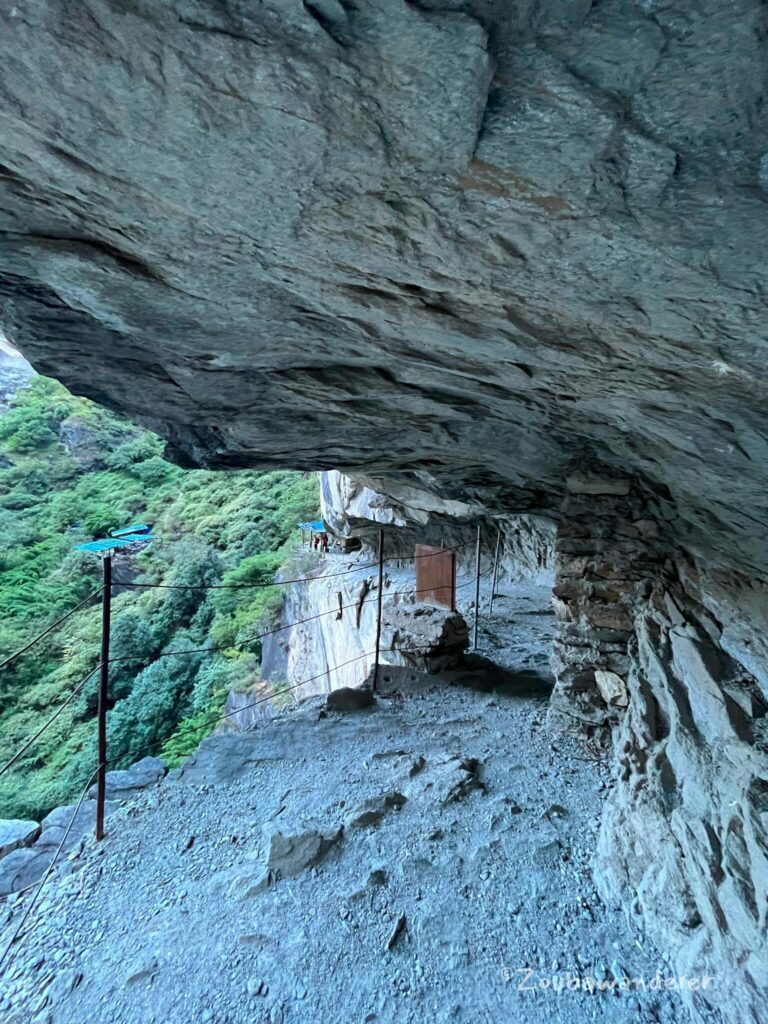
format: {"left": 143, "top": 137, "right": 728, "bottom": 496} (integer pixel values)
{"left": 0, "top": 369, "right": 318, "bottom": 819}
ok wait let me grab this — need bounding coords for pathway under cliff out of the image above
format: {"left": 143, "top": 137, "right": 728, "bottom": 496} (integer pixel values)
{"left": 0, "top": 669, "right": 696, "bottom": 1024}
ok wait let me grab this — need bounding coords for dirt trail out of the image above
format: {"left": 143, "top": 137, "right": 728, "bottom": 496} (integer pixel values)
{"left": 0, "top": 587, "right": 692, "bottom": 1024}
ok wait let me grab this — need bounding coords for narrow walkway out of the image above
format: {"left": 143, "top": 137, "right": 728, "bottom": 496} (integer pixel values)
{"left": 1, "top": 665, "right": 690, "bottom": 1024}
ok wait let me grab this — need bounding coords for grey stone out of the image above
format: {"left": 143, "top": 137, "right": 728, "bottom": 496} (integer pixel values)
{"left": 346, "top": 791, "right": 407, "bottom": 829}
{"left": 249, "top": 827, "right": 344, "bottom": 892}
{"left": 124, "top": 956, "right": 159, "bottom": 986}
{"left": 37, "top": 800, "right": 118, "bottom": 852}
{"left": 594, "top": 671, "right": 629, "bottom": 709}
{"left": 325, "top": 687, "right": 375, "bottom": 712}
{"left": 86, "top": 757, "right": 166, "bottom": 802}
{"left": 383, "top": 605, "right": 469, "bottom": 671}
{"left": 0, "top": 819, "right": 40, "bottom": 860}
{"left": 0, "top": 846, "right": 54, "bottom": 896}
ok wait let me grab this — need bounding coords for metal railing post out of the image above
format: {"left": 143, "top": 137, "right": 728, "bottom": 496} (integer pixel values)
{"left": 373, "top": 529, "right": 384, "bottom": 691}
{"left": 473, "top": 523, "right": 482, "bottom": 650}
{"left": 489, "top": 528, "right": 502, "bottom": 618}
{"left": 96, "top": 554, "right": 112, "bottom": 840}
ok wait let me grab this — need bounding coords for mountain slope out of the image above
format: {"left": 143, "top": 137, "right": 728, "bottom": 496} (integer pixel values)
{"left": 0, "top": 373, "right": 318, "bottom": 819}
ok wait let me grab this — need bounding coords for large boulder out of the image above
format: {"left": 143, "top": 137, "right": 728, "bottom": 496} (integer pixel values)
{"left": 247, "top": 827, "right": 344, "bottom": 894}
{"left": 0, "top": 847, "right": 54, "bottom": 896}
{"left": 36, "top": 799, "right": 118, "bottom": 851}
{"left": 325, "top": 687, "right": 375, "bottom": 712}
{"left": 0, "top": 819, "right": 40, "bottom": 860}
{"left": 86, "top": 756, "right": 166, "bottom": 803}
{"left": 383, "top": 604, "right": 469, "bottom": 671}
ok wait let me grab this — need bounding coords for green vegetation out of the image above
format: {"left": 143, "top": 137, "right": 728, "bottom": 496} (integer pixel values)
{"left": 0, "top": 376, "right": 319, "bottom": 819}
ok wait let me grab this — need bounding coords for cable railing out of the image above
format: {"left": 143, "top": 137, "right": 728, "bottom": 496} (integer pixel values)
{"left": 0, "top": 569, "right": 489, "bottom": 779}
{"left": 0, "top": 532, "right": 499, "bottom": 985}
{"left": 0, "top": 587, "right": 104, "bottom": 671}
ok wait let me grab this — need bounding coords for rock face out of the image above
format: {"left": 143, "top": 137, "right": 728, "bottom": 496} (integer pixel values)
{"left": 2, "top": 5, "right": 768, "bottom": 1021}
{"left": 549, "top": 472, "right": 662, "bottom": 736}
{"left": 383, "top": 603, "right": 469, "bottom": 670}
{"left": 2, "top": 1, "right": 767, "bottom": 581}
{"left": 545, "top": 474, "right": 768, "bottom": 1023}
{"left": 596, "top": 567, "right": 768, "bottom": 1024}
{"left": 0, "top": 347, "right": 33, "bottom": 411}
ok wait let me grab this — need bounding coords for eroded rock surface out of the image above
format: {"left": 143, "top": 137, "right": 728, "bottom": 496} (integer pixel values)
{"left": 1, "top": 1, "right": 767, "bottom": 579}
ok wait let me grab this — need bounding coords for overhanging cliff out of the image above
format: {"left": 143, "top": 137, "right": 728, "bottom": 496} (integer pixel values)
{"left": 1, "top": 0, "right": 767, "bottom": 581}
{"left": 2, "top": 4, "right": 768, "bottom": 1020}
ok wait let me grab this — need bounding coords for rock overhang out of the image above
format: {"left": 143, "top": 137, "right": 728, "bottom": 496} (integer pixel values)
{"left": 1, "top": 0, "right": 767, "bottom": 578}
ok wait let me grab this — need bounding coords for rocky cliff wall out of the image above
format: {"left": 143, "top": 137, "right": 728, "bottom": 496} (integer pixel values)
{"left": 265, "top": 473, "right": 554, "bottom": 698}
{"left": 315, "top": 471, "right": 768, "bottom": 1021}
{"left": 545, "top": 471, "right": 767, "bottom": 1022}
{"left": 598, "top": 564, "right": 768, "bottom": 1024}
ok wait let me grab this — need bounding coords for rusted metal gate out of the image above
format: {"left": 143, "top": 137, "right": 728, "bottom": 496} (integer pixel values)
{"left": 415, "top": 545, "right": 456, "bottom": 610}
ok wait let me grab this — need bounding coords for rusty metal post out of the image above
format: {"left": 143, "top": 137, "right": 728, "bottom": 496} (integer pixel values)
{"left": 373, "top": 529, "right": 384, "bottom": 692}
{"left": 473, "top": 523, "right": 482, "bottom": 650}
{"left": 489, "top": 528, "right": 502, "bottom": 618}
{"left": 96, "top": 553, "right": 112, "bottom": 841}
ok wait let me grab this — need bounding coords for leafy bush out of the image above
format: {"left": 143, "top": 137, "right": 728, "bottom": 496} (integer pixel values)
{"left": 0, "top": 374, "right": 319, "bottom": 818}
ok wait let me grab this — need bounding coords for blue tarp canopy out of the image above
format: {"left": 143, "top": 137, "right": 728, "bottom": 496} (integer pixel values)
{"left": 76, "top": 530, "right": 153, "bottom": 553}
{"left": 298, "top": 520, "right": 325, "bottom": 532}
{"left": 111, "top": 523, "right": 152, "bottom": 538}
{"left": 74, "top": 537, "right": 137, "bottom": 553}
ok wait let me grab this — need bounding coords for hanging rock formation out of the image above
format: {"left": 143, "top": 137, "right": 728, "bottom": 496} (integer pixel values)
{"left": 1, "top": 0, "right": 766, "bottom": 581}
{"left": 1, "top": 3, "right": 768, "bottom": 1021}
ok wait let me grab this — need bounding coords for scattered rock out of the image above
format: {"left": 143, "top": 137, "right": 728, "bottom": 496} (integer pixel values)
{"left": 594, "top": 670, "right": 629, "bottom": 708}
{"left": 249, "top": 827, "right": 343, "bottom": 892}
{"left": 124, "top": 956, "right": 159, "bottom": 986}
{"left": 346, "top": 791, "right": 406, "bottom": 828}
{"left": 238, "top": 933, "right": 270, "bottom": 947}
{"left": 543, "top": 804, "right": 569, "bottom": 821}
{"left": 47, "top": 968, "right": 83, "bottom": 1005}
{"left": 325, "top": 687, "right": 375, "bottom": 712}
{"left": 440, "top": 758, "right": 486, "bottom": 805}
{"left": 386, "top": 913, "right": 408, "bottom": 951}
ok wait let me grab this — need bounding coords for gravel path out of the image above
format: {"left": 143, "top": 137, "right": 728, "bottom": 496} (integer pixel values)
{"left": 0, "top": 579, "right": 694, "bottom": 1024}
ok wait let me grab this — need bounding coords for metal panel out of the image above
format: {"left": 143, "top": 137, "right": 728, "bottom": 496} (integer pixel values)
{"left": 415, "top": 545, "right": 455, "bottom": 609}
